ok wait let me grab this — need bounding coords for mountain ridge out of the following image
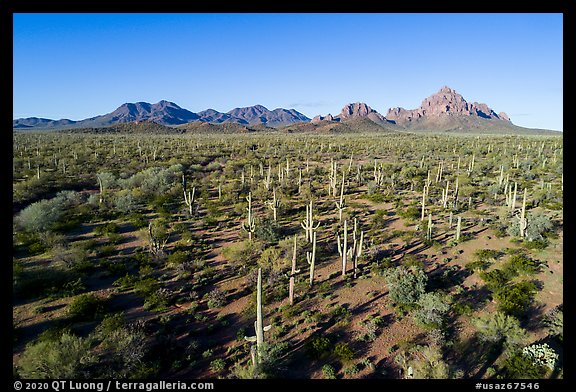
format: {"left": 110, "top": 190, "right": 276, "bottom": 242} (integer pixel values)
{"left": 13, "top": 86, "right": 561, "bottom": 133}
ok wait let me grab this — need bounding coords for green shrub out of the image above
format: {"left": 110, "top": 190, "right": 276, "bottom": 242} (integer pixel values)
{"left": 333, "top": 342, "right": 355, "bottom": 363}
{"left": 494, "top": 281, "right": 537, "bottom": 317}
{"left": 330, "top": 305, "right": 351, "bottom": 323}
{"left": 206, "top": 289, "right": 227, "bottom": 309}
{"left": 473, "top": 311, "right": 526, "bottom": 351}
{"left": 167, "top": 250, "right": 189, "bottom": 267}
{"left": 480, "top": 269, "right": 511, "bottom": 291}
{"left": 383, "top": 266, "right": 427, "bottom": 306}
{"left": 321, "top": 363, "right": 337, "bottom": 379}
{"left": 499, "top": 351, "right": 548, "bottom": 379}
{"left": 143, "top": 288, "right": 171, "bottom": 311}
{"left": 210, "top": 359, "right": 226, "bottom": 373}
{"left": 473, "top": 249, "right": 503, "bottom": 261}
{"left": 66, "top": 293, "right": 106, "bottom": 321}
{"left": 94, "top": 222, "right": 120, "bottom": 236}
{"left": 412, "top": 292, "right": 450, "bottom": 329}
{"left": 502, "top": 253, "right": 541, "bottom": 276}
{"left": 17, "top": 333, "right": 95, "bottom": 378}
{"left": 305, "top": 335, "right": 332, "bottom": 359}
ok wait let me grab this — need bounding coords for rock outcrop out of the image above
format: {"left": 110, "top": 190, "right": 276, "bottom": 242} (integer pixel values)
{"left": 386, "top": 86, "right": 511, "bottom": 125}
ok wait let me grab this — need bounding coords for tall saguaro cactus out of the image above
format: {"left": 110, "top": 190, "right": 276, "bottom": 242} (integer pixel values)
{"left": 426, "top": 213, "right": 434, "bottom": 241}
{"left": 301, "top": 200, "right": 320, "bottom": 242}
{"left": 242, "top": 192, "right": 256, "bottom": 241}
{"left": 455, "top": 216, "right": 462, "bottom": 242}
{"left": 519, "top": 187, "right": 528, "bottom": 238}
{"left": 335, "top": 171, "right": 346, "bottom": 221}
{"left": 244, "top": 268, "right": 272, "bottom": 367}
{"left": 350, "top": 218, "right": 364, "bottom": 279}
{"left": 288, "top": 236, "right": 301, "bottom": 305}
{"left": 306, "top": 231, "right": 317, "bottom": 286}
{"left": 337, "top": 220, "right": 348, "bottom": 276}
{"left": 265, "top": 188, "right": 281, "bottom": 222}
{"left": 182, "top": 174, "right": 196, "bottom": 216}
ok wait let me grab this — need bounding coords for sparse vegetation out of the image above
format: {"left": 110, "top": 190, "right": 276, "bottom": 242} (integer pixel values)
{"left": 12, "top": 131, "right": 562, "bottom": 379}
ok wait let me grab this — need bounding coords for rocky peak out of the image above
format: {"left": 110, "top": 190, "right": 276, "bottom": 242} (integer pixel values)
{"left": 311, "top": 113, "right": 334, "bottom": 123}
{"left": 339, "top": 102, "right": 376, "bottom": 119}
{"left": 386, "top": 86, "right": 510, "bottom": 125}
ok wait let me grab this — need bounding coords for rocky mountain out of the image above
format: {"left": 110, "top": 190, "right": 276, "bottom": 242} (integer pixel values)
{"left": 13, "top": 117, "right": 78, "bottom": 129}
{"left": 80, "top": 100, "right": 200, "bottom": 127}
{"left": 14, "top": 101, "right": 310, "bottom": 130}
{"left": 196, "top": 109, "right": 248, "bottom": 125}
{"left": 386, "top": 86, "right": 513, "bottom": 131}
{"left": 311, "top": 102, "right": 393, "bottom": 127}
{"left": 227, "top": 105, "right": 310, "bottom": 126}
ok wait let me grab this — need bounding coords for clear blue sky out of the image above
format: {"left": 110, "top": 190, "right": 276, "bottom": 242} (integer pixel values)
{"left": 13, "top": 13, "right": 563, "bottom": 131}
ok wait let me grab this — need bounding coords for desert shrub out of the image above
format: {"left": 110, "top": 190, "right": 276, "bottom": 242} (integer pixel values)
{"left": 333, "top": 342, "right": 355, "bottom": 363}
{"left": 66, "top": 293, "right": 106, "bottom": 321}
{"left": 383, "top": 266, "right": 427, "bottom": 307}
{"left": 493, "top": 281, "right": 537, "bottom": 317}
{"left": 205, "top": 289, "right": 226, "bottom": 309}
{"left": 370, "top": 209, "right": 389, "bottom": 230}
{"left": 480, "top": 269, "right": 511, "bottom": 291}
{"left": 321, "top": 363, "right": 337, "bottom": 379}
{"left": 254, "top": 217, "right": 281, "bottom": 244}
{"left": 502, "top": 253, "right": 541, "bottom": 276}
{"left": 330, "top": 305, "right": 351, "bottom": 323}
{"left": 474, "top": 249, "right": 504, "bottom": 261}
{"left": 465, "top": 260, "right": 491, "bottom": 272}
{"left": 473, "top": 311, "right": 526, "bottom": 351}
{"left": 14, "top": 267, "right": 82, "bottom": 299}
{"left": 412, "top": 292, "right": 451, "bottom": 329}
{"left": 305, "top": 335, "right": 332, "bottom": 359}
{"left": 398, "top": 205, "right": 420, "bottom": 221}
{"left": 257, "top": 247, "right": 284, "bottom": 271}
{"left": 99, "top": 323, "right": 147, "bottom": 378}
{"left": 166, "top": 250, "right": 190, "bottom": 267}
{"left": 127, "top": 213, "right": 148, "bottom": 229}
{"left": 15, "top": 191, "right": 81, "bottom": 232}
{"left": 402, "top": 344, "right": 451, "bottom": 379}
{"left": 114, "top": 190, "right": 138, "bottom": 213}
{"left": 543, "top": 305, "right": 563, "bottom": 342}
{"left": 222, "top": 240, "right": 264, "bottom": 271}
{"left": 499, "top": 350, "right": 548, "bottom": 379}
{"left": 400, "top": 253, "right": 425, "bottom": 269}
{"left": 17, "top": 333, "right": 95, "bottom": 378}
{"left": 143, "top": 288, "right": 171, "bottom": 311}
{"left": 94, "top": 222, "right": 120, "bottom": 236}
{"left": 210, "top": 359, "right": 226, "bottom": 373}
{"left": 507, "top": 211, "right": 553, "bottom": 241}
{"left": 96, "top": 313, "right": 125, "bottom": 337}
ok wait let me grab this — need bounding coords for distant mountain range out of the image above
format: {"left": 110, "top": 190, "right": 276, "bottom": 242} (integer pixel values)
{"left": 13, "top": 86, "right": 561, "bottom": 134}
{"left": 13, "top": 101, "right": 310, "bottom": 129}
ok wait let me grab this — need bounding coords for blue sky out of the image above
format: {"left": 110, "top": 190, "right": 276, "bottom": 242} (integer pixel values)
{"left": 13, "top": 13, "right": 563, "bottom": 131}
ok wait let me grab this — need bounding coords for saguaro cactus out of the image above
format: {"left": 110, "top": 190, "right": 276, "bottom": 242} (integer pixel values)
{"left": 242, "top": 192, "right": 256, "bottom": 241}
{"left": 519, "top": 188, "right": 528, "bottom": 238}
{"left": 288, "top": 236, "right": 301, "bottom": 305}
{"left": 350, "top": 218, "right": 364, "bottom": 279}
{"left": 426, "top": 214, "right": 434, "bottom": 241}
{"left": 265, "top": 188, "right": 281, "bottom": 222}
{"left": 306, "top": 231, "right": 317, "bottom": 286}
{"left": 455, "top": 216, "right": 462, "bottom": 242}
{"left": 244, "top": 268, "right": 272, "bottom": 367}
{"left": 337, "top": 220, "right": 348, "bottom": 276}
{"left": 335, "top": 171, "right": 346, "bottom": 221}
{"left": 301, "top": 200, "right": 320, "bottom": 242}
{"left": 182, "top": 174, "right": 196, "bottom": 216}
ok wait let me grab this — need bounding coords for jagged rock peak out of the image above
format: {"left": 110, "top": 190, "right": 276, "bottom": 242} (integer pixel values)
{"left": 339, "top": 102, "right": 377, "bottom": 119}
